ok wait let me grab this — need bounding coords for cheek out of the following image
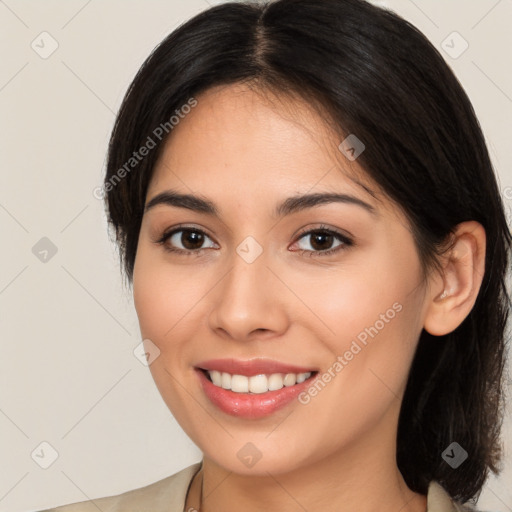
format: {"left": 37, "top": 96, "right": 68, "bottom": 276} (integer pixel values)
{"left": 133, "top": 244, "right": 176, "bottom": 342}
{"left": 290, "top": 248, "right": 423, "bottom": 373}
{"left": 293, "top": 268, "right": 423, "bottom": 440}
{"left": 292, "top": 260, "right": 408, "bottom": 339}
{"left": 132, "top": 247, "right": 203, "bottom": 416}
{"left": 132, "top": 245, "right": 211, "bottom": 344}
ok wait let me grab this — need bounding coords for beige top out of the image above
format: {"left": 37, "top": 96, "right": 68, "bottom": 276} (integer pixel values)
{"left": 39, "top": 461, "right": 477, "bottom": 512}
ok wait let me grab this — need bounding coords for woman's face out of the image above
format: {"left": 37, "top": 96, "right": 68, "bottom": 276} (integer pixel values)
{"left": 133, "top": 83, "right": 432, "bottom": 476}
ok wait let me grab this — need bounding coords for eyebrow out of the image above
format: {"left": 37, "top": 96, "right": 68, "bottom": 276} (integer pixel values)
{"left": 144, "top": 189, "right": 377, "bottom": 217}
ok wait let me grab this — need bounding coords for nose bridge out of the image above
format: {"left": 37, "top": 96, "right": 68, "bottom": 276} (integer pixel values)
{"left": 222, "top": 236, "right": 269, "bottom": 312}
{"left": 208, "top": 235, "right": 287, "bottom": 339}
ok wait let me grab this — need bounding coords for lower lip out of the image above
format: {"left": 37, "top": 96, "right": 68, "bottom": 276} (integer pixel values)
{"left": 195, "top": 368, "right": 317, "bottom": 419}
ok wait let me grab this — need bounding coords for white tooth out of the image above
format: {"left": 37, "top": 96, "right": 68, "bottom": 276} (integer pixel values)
{"left": 210, "top": 370, "right": 222, "bottom": 386}
{"left": 296, "top": 372, "right": 307, "bottom": 383}
{"left": 283, "top": 373, "right": 297, "bottom": 386}
{"left": 249, "top": 374, "right": 268, "bottom": 394}
{"left": 221, "top": 372, "right": 231, "bottom": 390}
{"left": 208, "top": 371, "right": 313, "bottom": 393}
{"left": 268, "top": 373, "right": 284, "bottom": 391}
{"left": 231, "top": 374, "right": 249, "bottom": 393}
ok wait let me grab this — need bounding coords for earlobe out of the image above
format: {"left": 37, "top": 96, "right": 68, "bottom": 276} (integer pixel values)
{"left": 423, "top": 221, "right": 486, "bottom": 336}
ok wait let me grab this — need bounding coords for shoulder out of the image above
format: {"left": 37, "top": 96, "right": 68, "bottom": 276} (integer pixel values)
{"left": 427, "top": 481, "right": 481, "bottom": 512}
{"left": 38, "top": 461, "right": 202, "bottom": 512}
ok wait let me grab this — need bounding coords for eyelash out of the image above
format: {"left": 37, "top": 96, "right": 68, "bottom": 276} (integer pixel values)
{"left": 154, "top": 224, "right": 354, "bottom": 258}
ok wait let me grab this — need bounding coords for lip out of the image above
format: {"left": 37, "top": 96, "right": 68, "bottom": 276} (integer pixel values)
{"left": 195, "top": 367, "right": 318, "bottom": 419}
{"left": 195, "top": 358, "right": 318, "bottom": 377}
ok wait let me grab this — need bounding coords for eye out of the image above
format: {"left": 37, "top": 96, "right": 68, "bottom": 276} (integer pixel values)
{"left": 154, "top": 223, "right": 354, "bottom": 258}
{"left": 292, "top": 225, "right": 353, "bottom": 257}
{"left": 156, "top": 226, "right": 217, "bottom": 255}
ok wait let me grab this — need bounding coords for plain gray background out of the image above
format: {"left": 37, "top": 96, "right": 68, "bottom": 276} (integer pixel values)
{"left": 0, "top": 1, "right": 511, "bottom": 511}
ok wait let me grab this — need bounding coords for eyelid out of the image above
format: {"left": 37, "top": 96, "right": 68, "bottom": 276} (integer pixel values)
{"left": 293, "top": 224, "right": 353, "bottom": 242}
{"left": 154, "top": 223, "right": 217, "bottom": 244}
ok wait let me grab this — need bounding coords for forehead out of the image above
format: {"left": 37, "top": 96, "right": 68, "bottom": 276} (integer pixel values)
{"left": 148, "top": 83, "right": 378, "bottom": 206}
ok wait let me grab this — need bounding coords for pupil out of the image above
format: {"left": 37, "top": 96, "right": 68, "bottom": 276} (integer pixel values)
{"left": 182, "top": 230, "right": 204, "bottom": 250}
{"left": 311, "top": 233, "right": 332, "bottom": 250}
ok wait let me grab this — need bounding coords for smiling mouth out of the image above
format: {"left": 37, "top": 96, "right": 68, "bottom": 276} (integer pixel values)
{"left": 199, "top": 368, "right": 318, "bottom": 394}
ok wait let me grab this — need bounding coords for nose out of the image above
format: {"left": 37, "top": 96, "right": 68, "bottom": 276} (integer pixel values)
{"left": 207, "top": 245, "right": 290, "bottom": 341}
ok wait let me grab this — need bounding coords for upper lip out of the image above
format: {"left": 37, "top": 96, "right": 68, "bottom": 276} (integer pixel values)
{"left": 195, "top": 358, "right": 318, "bottom": 377}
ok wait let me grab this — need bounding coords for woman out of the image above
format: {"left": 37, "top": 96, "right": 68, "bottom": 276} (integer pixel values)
{"left": 41, "top": 0, "right": 511, "bottom": 510}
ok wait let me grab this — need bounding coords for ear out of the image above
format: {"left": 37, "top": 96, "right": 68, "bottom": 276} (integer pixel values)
{"left": 423, "top": 221, "right": 486, "bottom": 336}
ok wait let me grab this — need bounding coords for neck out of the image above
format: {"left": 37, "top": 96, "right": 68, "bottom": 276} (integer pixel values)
{"left": 185, "top": 448, "right": 426, "bottom": 512}
{"left": 184, "top": 406, "right": 426, "bottom": 512}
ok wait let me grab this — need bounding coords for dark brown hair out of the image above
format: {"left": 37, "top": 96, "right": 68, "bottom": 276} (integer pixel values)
{"left": 102, "top": 0, "right": 511, "bottom": 504}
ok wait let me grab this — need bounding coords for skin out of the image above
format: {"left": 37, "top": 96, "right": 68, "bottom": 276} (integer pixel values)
{"left": 132, "top": 82, "right": 486, "bottom": 512}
